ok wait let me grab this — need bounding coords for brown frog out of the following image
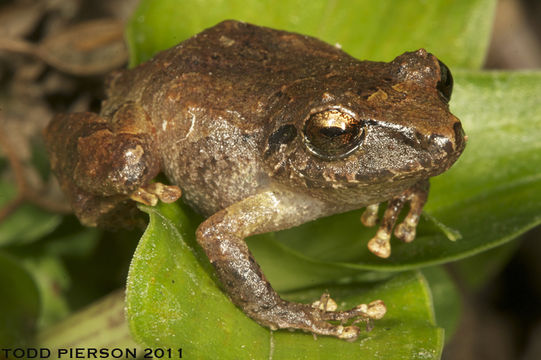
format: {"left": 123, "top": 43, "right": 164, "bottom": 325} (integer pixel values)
{"left": 44, "top": 20, "right": 466, "bottom": 340}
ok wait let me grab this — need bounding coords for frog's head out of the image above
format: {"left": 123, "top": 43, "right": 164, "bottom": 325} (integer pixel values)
{"left": 263, "top": 49, "right": 465, "bottom": 203}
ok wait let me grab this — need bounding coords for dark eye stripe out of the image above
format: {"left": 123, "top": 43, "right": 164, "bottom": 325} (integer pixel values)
{"left": 265, "top": 124, "right": 297, "bottom": 157}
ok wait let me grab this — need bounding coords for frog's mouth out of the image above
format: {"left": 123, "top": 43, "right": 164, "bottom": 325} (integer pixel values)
{"left": 357, "top": 119, "right": 466, "bottom": 183}
{"left": 422, "top": 120, "right": 466, "bottom": 172}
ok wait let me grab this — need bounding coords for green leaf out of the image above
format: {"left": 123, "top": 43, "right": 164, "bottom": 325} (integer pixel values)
{"left": 248, "top": 232, "right": 391, "bottom": 292}
{"left": 422, "top": 266, "right": 461, "bottom": 343}
{"left": 0, "top": 251, "right": 40, "bottom": 346}
{"left": 23, "top": 256, "right": 71, "bottom": 329}
{"left": 127, "top": 0, "right": 495, "bottom": 69}
{"left": 453, "top": 241, "right": 520, "bottom": 290}
{"left": 127, "top": 202, "right": 443, "bottom": 359}
{"left": 0, "top": 181, "right": 62, "bottom": 247}
{"left": 38, "top": 290, "right": 140, "bottom": 350}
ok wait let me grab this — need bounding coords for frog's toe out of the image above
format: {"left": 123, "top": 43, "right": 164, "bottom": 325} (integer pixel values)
{"left": 361, "top": 203, "right": 380, "bottom": 227}
{"left": 319, "top": 299, "right": 387, "bottom": 322}
{"left": 368, "top": 229, "right": 392, "bottom": 258}
{"left": 286, "top": 295, "right": 386, "bottom": 340}
{"left": 311, "top": 299, "right": 385, "bottom": 340}
{"left": 130, "top": 182, "right": 182, "bottom": 206}
{"left": 336, "top": 325, "right": 360, "bottom": 341}
{"left": 394, "top": 216, "right": 418, "bottom": 243}
{"left": 394, "top": 195, "right": 423, "bottom": 243}
{"left": 312, "top": 293, "right": 338, "bottom": 311}
{"left": 309, "top": 322, "right": 360, "bottom": 341}
{"left": 151, "top": 183, "right": 182, "bottom": 203}
{"left": 130, "top": 187, "right": 159, "bottom": 206}
{"left": 366, "top": 299, "right": 387, "bottom": 319}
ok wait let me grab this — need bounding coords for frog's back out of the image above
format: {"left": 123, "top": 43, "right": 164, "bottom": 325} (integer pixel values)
{"left": 107, "top": 21, "right": 355, "bottom": 129}
{"left": 102, "top": 20, "right": 367, "bottom": 142}
{"left": 103, "top": 21, "right": 358, "bottom": 215}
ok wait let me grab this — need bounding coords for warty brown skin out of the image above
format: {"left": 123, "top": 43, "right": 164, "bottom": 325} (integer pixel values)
{"left": 44, "top": 20, "right": 466, "bottom": 340}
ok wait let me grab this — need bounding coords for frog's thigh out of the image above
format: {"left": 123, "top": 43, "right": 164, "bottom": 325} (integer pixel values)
{"left": 110, "top": 102, "right": 154, "bottom": 135}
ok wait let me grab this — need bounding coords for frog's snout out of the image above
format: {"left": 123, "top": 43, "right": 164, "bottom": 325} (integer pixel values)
{"left": 452, "top": 121, "right": 467, "bottom": 153}
{"left": 425, "top": 119, "right": 466, "bottom": 164}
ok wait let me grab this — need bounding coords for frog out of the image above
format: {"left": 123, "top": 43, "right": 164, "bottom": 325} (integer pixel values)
{"left": 44, "top": 20, "right": 466, "bottom": 340}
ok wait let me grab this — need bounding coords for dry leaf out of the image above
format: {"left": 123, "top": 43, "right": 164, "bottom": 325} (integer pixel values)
{"left": 0, "top": 2, "right": 44, "bottom": 38}
{"left": 38, "top": 19, "right": 128, "bottom": 75}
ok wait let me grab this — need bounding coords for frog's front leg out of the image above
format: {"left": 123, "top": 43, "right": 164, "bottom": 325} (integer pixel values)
{"left": 363, "top": 180, "right": 429, "bottom": 258}
{"left": 196, "top": 190, "right": 386, "bottom": 340}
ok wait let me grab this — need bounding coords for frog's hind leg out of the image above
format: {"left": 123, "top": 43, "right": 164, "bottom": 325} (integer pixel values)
{"left": 364, "top": 179, "right": 429, "bottom": 258}
{"left": 196, "top": 190, "right": 386, "bottom": 340}
{"left": 44, "top": 104, "right": 180, "bottom": 227}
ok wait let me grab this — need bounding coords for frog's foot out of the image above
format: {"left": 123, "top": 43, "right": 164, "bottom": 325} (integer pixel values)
{"left": 363, "top": 180, "right": 429, "bottom": 258}
{"left": 265, "top": 297, "right": 386, "bottom": 341}
{"left": 130, "top": 182, "right": 182, "bottom": 206}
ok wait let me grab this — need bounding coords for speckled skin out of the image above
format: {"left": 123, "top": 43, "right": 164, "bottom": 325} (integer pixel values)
{"left": 45, "top": 20, "right": 465, "bottom": 340}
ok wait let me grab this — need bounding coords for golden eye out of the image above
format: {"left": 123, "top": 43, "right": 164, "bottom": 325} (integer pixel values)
{"left": 303, "top": 109, "right": 365, "bottom": 160}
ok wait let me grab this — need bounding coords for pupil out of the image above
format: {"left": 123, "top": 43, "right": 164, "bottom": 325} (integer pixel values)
{"left": 320, "top": 126, "right": 346, "bottom": 137}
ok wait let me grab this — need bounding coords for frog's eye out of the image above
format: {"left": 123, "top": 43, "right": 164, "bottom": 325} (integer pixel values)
{"left": 303, "top": 109, "right": 365, "bottom": 160}
{"left": 437, "top": 60, "right": 453, "bottom": 103}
